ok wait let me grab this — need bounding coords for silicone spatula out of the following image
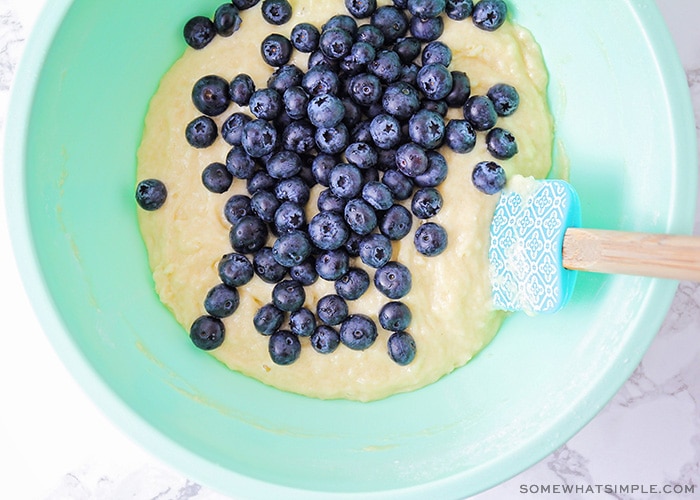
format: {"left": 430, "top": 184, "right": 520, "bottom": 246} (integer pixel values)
{"left": 488, "top": 175, "right": 700, "bottom": 314}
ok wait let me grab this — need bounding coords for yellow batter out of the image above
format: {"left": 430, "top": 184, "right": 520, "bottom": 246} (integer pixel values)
{"left": 136, "top": 0, "right": 553, "bottom": 401}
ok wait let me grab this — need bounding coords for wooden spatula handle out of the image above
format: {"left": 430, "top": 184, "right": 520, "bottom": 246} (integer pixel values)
{"left": 562, "top": 228, "right": 700, "bottom": 281}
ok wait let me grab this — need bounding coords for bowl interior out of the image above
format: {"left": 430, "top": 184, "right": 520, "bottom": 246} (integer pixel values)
{"left": 6, "top": 0, "right": 697, "bottom": 498}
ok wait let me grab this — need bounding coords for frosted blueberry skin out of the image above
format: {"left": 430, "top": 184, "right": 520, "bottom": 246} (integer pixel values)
{"left": 268, "top": 330, "right": 302, "bottom": 365}
{"left": 268, "top": 65, "right": 305, "bottom": 94}
{"left": 414, "top": 221, "right": 448, "bottom": 256}
{"left": 408, "top": 109, "right": 445, "bottom": 150}
{"left": 310, "top": 325, "right": 341, "bottom": 354}
{"left": 319, "top": 27, "right": 354, "bottom": 60}
{"left": 345, "top": 0, "right": 377, "bottom": 18}
{"left": 370, "top": 5, "right": 409, "bottom": 43}
{"left": 317, "top": 294, "right": 350, "bottom": 325}
{"left": 272, "top": 230, "right": 313, "bottom": 268}
{"left": 463, "top": 95, "right": 498, "bottom": 131}
{"left": 472, "top": 0, "right": 507, "bottom": 31}
{"left": 472, "top": 160, "right": 507, "bottom": 195}
{"left": 486, "top": 127, "right": 518, "bottom": 160}
{"left": 230, "top": 215, "right": 269, "bottom": 254}
{"left": 201, "top": 162, "right": 233, "bottom": 194}
{"left": 204, "top": 283, "right": 241, "bottom": 318}
{"left": 254, "top": 247, "right": 288, "bottom": 283}
{"left": 190, "top": 315, "right": 225, "bottom": 350}
{"left": 379, "top": 204, "right": 412, "bottom": 240}
{"left": 387, "top": 331, "right": 416, "bottom": 365}
{"left": 135, "top": 179, "right": 167, "bottom": 211}
{"left": 382, "top": 81, "right": 421, "bottom": 120}
{"left": 261, "top": 34, "right": 293, "bottom": 67}
{"left": 183, "top": 16, "right": 216, "bottom": 50}
{"left": 249, "top": 88, "right": 283, "bottom": 120}
{"left": 411, "top": 187, "right": 443, "bottom": 219}
{"left": 192, "top": 75, "right": 231, "bottom": 116}
{"left": 221, "top": 112, "right": 252, "bottom": 145}
{"left": 218, "top": 253, "right": 255, "bottom": 288}
{"left": 272, "top": 279, "right": 306, "bottom": 312}
{"left": 335, "top": 267, "right": 371, "bottom": 300}
{"left": 344, "top": 198, "right": 378, "bottom": 235}
{"left": 416, "top": 63, "right": 453, "bottom": 101}
{"left": 214, "top": 3, "right": 242, "bottom": 37}
{"left": 291, "top": 22, "right": 321, "bottom": 52}
{"left": 339, "top": 314, "right": 378, "bottom": 350}
{"left": 308, "top": 211, "right": 351, "bottom": 250}
{"left": 374, "top": 261, "right": 412, "bottom": 299}
{"left": 359, "top": 233, "right": 393, "bottom": 268}
{"left": 407, "top": 0, "right": 446, "bottom": 19}
{"left": 185, "top": 115, "right": 218, "bottom": 148}
{"left": 379, "top": 301, "right": 412, "bottom": 331}
{"left": 316, "top": 249, "right": 351, "bottom": 281}
{"left": 261, "top": 0, "right": 293, "bottom": 25}
{"left": 223, "top": 194, "right": 253, "bottom": 226}
{"left": 445, "top": 0, "right": 473, "bottom": 20}
{"left": 487, "top": 82, "right": 520, "bottom": 117}
{"left": 409, "top": 15, "right": 444, "bottom": 43}
{"left": 290, "top": 307, "right": 317, "bottom": 337}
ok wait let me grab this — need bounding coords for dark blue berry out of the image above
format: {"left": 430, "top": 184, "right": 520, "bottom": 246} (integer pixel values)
{"left": 472, "top": 0, "right": 507, "bottom": 31}
{"left": 290, "top": 258, "right": 318, "bottom": 285}
{"left": 414, "top": 150, "right": 448, "bottom": 187}
{"left": 261, "top": 33, "right": 293, "bottom": 67}
{"left": 395, "top": 142, "right": 429, "bottom": 177}
{"left": 374, "top": 261, "right": 412, "bottom": 299}
{"left": 463, "top": 95, "right": 497, "bottom": 131}
{"left": 344, "top": 198, "right": 378, "bottom": 235}
{"left": 409, "top": 15, "right": 443, "bottom": 42}
{"left": 291, "top": 22, "right": 320, "bottom": 52}
{"left": 308, "top": 210, "right": 350, "bottom": 250}
{"left": 282, "top": 86, "right": 309, "bottom": 120}
{"left": 249, "top": 88, "right": 283, "bottom": 120}
{"left": 315, "top": 249, "right": 350, "bottom": 281}
{"left": 186, "top": 116, "right": 218, "bottom": 148}
{"left": 411, "top": 187, "right": 442, "bottom": 219}
{"left": 421, "top": 41, "right": 451, "bottom": 66}
{"left": 358, "top": 233, "right": 393, "bottom": 268}
{"left": 190, "top": 315, "right": 225, "bottom": 350}
{"left": 408, "top": 109, "right": 445, "bottom": 150}
{"left": 362, "top": 180, "right": 393, "bottom": 210}
{"left": 349, "top": 73, "right": 383, "bottom": 106}
{"left": 315, "top": 123, "right": 350, "bottom": 155}
{"left": 416, "top": 63, "right": 453, "bottom": 101}
{"left": 272, "top": 230, "right": 313, "bottom": 268}
{"left": 183, "top": 16, "right": 216, "bottom": 50}
{"left": 345, "top": 142, "right": 378, "bottom": 170}
{"left": 221, "top": 112, "right": 251, "bottom": 145}
{"left": 445, "top": 0, "right": 473, "bottom": 20}
{"left": 202, "top": 162, "right": 233, "bottom": 193}
{"left": 335, "top": 267, "right": 370, "bottom": 300}
{"left": 382, "top": 81, "right": 421, "bottom": 120}
{"left": 319, "top": 27, "right": 354, "bottom": 60}
{"left": 247, "top": 170, "right": 277, "bottom": 194}
{"left": 340, "top": 42, "right": 376, "bottom": 76}
{"left": 393, "top": 37, "right": 422, "bottom": 64}
{"left": 135, "top": 179, "right": 167, "bottom": 211}
{"left": 311, "top": 155, "right": 337, "bottom": 187}
{"left": 486, "top": 127, "right": 518, "bottom": 159}
{"left": 204, "top": 283, "right": 240, "bottom": 318}
{"left": 317, "top": 188, "right": 346, "bottom": 213}
{"left": 378, "top": 301, "right": 412, "bottom": 331}
{"left": 310, "top": 325, "right": 341, "bottom": 354}
{"left": 307, "top": 49, "right": 339, "bottom": 70}
{"left": 414, "top": 221, "right": 447, "bottom": 256}
{"left": 355, "top": 24, "right": 385, "bottom": 49}
{"left": 274, "top": 201, "right": 306, "bottom": 234}
{"left": 344, "top": 231, "right": 363, "bottom": 257}
{"left": 379, "top": 204, "right": 412, "bottom": 240}
{"left": 268, "top": 330, "right": 301, "bottom": 365}
{"left": 230, "top": 215, "right": 268, "bottom": 253}
{"left": 387, "top": 331, "right": 416, "bottom": 365}
{"left": 225, "top": 145, "right": 257, "bottom": 179}
{"left": 307, "top": 94, "right": 346, "bottom": 128}
{"left": 282, "top": 120, "right": 316, "bottom": 154}
{"left": 472, "top": 160, "right": 506, "bottom": 194}
{"left": 408, "top": 0, "right": 446, "bottom": 19}
{"left": 214, "top": 3, "right": 242, "bottom": 37}
{"left": 229, "top": 74, "right": 255, "bottom": 106}
{"left": 254, "top": 303, "right": 285, "bottom": 335}
{"left": 218, "top": 253, "right": 254, "bottom": 287}
{"left": 261, "top": 0, "right": 293, "bottom": 25}
{"left": 369, "top": 113, "right": 402, "bottom": 149}
{"left": 223, "top": 194, "right": 252, "bottom": 225}
{"left": 371, "top": 6, "right": 409, "bottom": 43}
{"left": 445, "top": 71, "right": 471, "bottom": 107}
{"left": 487, "top": 83, "right": 519, "bottom": 116}
{"left": 241, "top": 119, "right": 278, "bottom": 158}
{"left": 254, "top": 247, "right": 288, "bottom": 282}
{"left": 302, "top": 65, "right": 340, "bottom": 96}
{"left": 341, "top": 98, "right": 363, "bottom": 127}
{"left": 233, "top": 0, "right": 261, "bottom": 9}
{"left": 351, "top": 120, "right": 373, "bottom": 144}
{"left": 265, "top": 150, "right": 302, "bottom": 179}
{"left": 345, "top": 0, "right": 377, "bottom": 18}
{"left": 192, "top": 75, "right": 230, "bottom": 116}
{"left": 289, "top": 308, "right": 316, "bottom": 337}
{"left": 444, "top": 119, "right": 476, "bottom": 153}
{"left": 272, "top": 279, "right": 306, "bottom": 312}
{"left": 275, "top": 176, "right": 310, "bottom": 204}
{"left": 339, "top": 314, "right": 377, "bottom": 350}
{"left": 382, "top": 169, "right": 413, "bottom": 200}
{"left": 250, "top": 190, "right": 279, "bottom": 223}
{"left": 368, "top": 50, "right": 402, "bottom": 83}
{"left": 323, "top": 14, "right": 358, "bottom": 35}
{"left": 329, "top": 163, "right": 363, "bottom": 199}
{"left": 317, "top": 294, "right": 349, "bottom": 325}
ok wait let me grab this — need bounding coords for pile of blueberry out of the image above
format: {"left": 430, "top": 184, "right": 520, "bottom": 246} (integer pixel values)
{"left": 135, "top": 0, "right": 521, "bottom": 368}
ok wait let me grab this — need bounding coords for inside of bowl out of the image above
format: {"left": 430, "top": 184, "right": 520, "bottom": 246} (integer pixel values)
{"left": 16, "top": 0, "right": 696, "bottom": 498}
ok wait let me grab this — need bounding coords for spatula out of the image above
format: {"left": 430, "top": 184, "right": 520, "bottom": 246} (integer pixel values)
{"left": 488, "top": 175, "right": 700, "bottom": 314}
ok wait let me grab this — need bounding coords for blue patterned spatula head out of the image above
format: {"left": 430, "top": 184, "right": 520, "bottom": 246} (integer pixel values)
{"left": 489, "top": 176, "right": 582, "bottom": 314}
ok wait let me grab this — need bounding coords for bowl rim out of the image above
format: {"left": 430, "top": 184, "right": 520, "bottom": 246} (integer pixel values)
{"left": 3, "top": 0, "right": 698, "bottom": 498}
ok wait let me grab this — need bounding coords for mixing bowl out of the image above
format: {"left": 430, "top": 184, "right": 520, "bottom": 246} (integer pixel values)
{"left": 4, "top": 0, "right": 697, "bottom": 498}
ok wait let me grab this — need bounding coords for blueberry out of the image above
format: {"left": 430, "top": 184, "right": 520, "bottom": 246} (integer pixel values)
{"left": 272, "top": 230, "right": 312, "bottom": 268}
{"left": 272, "top": 279, "right": 306, "bottom": 312}
{"left": 307, "top": 94, "right": 345, "bottom": 128}
{"left": 340, "top": 42, "right": 376, "bottom": 76}
{"left": 319, "top": 27, "right": 354, "bottom": 60}
{"left": 374, "top": 261, "right": 412, "bottom": 299}
{"left": 214, "top": 3, "right": 242, "bottom": 37}
{"left": 276, "top": 177, "right": 311, "bottom": 206}
{"left": 344, "top": 198, "right": 378, "bottom": 235}
{"left": 204, "top": 283, "right": 240, "bottom": 318}
{"left": 317, "top": 294, "right": 349, "bottom": 325}
{"left": 186, "top": 116, "right": 218, "bottom": 148}
{"left": 307, "top": 49, "right": 339, "bottom": 70}
{"left": 341, "top": 98, "right": 363, "bottom": 128}
{"left": 329, "top": 163, "right": 363, "bottom": 199}
{"left": 282, "top": 121, "right": 316, "bottom": 155}
{"left": 261, "top": 33, "right": 293, "bottom": 67}
{"left": 472, "top": 0, "right": 507, "bottom": 31}
{"left": 486, "top": 127, "right": 518, "bottom": 159}
{"left": 280, "top": 86, "right": 308, "bottom": 120}
{"left": 420, "top": 98, "right": 448, "bottom": 116}
{"left": 310, "top": 325, "right": 341, "bottom": 354}
{"left": 339, "top": 314, "right": 377, "bottom": 350}
{"left": 225, "top": 145, "right": 257, "bottom": 179}
{"left": 315, "top": 124, "right": 350, "bottom": 155}
{"left": 444, "top": 119, "right": 476, "bottom": 154}
{"left": 382, "top": 81, "right": 421, "bottom": 120}
{"left": 387, "top": 331, "right": 416, "bottom": 365}
{"left": 192, "top": 75, "right": 230, "bottom": 116}
{"left": 230, "top": 215, "right": 268, "bottom": 253}
{"left": 414, "top": 150, "right": 448, "bottom": 187}
{"left": 218, "top": 253, "right": 254, "bottom": 287}
{"left": 316, "top": 189, "right": 345, "bottom": 213}
{"left": 395, "top": 142, "right": 429, "bottom": 177}
{"left": 233, "top": 0, "right": 261, "bottom": 9}
{"left": 221, "top": 112, "right": 252, "bottom": 145}
{"left": 370, "top": 6, "right": 409, "bottom": 43}
{"left": 247, "top": 170, "right": 277, "bottom": 194}
{"left": 254, "top": 303, "right": 285, "bottom": 335}
{"left": 268, "top": 330, "right": 301, "bottom": 365}
{"left": 290, "top": 258, "right": 318, "bottom": 285}
{"left": 382, "top": 169, "right": 414, "bottom": 200}
{"left": 344, "top": 231, "right": 363, "bottom": 257}
{"left": 369, "top": 113, "right": 402, "bottom": 149}
{"left": 416, "top": 63, "right": 453, "bottom": 101}
{"left": 291, "top": 22, "right": 320, "bottom": 52}
{"left": 190, "top": 315, "right": 225, "bottom": 350}
{"left": 358, "top": 233, "right": 393, "bottom": 268}
{"left": 311, "top": 154, "right": 338, "bottom": 186}
{"left": 414, "top": 221, "right": 447, "bottom": 255}
{"left": 379, "top": 204, "right": 412, "bottom": 240}
{"left": 463, "top": 95, "right": 497, "bottom": 131}
{"left": 408, "top": 109, "right": 445, "bottom": 150}
{"left": 351, "top": 120, "right": 373, "bottom": 144}
{"left": 393, "top": 37, "right": 422, "bottom": 64}
{"left": 183, "top": 16, "right": 216, "bottom": 50}
{"left": 345, "top": 142, "right": 378, "bottom": 170}
{"left": 323, "top": 14, "right": 358, "bottom": 35}
{"left": 135, "top": 179, "right": 167, "bottom": 211}
{"left": 421, "top": 41, "right": 451, "bottom": 67}
{"left": 335, "top": 267, "right": 370, "bottom": 300}
{"left": 411, "top": 187, "right": 442, "bottom": 219}
{"left": 302, "top": 65, "right": 341, "bottom": 96}
{"left": 223, "top": 194, "right": 252, "bottom": 225}
{"left": 445, "top": 0, "right": 473, "bottom": 20}
{"left": 368, "top": 50, "right": 402, "bottom": 83}
{"left": 362, "top": 180, "right": 393, "bottom": 210}
{"left": 270, "top": 69, "right": 303, "bottom": 95}
{"left": 487, "top": 83, "right": 520, "bottom": 116}
{"left": 345, "top": 0, "right": 377, "bottom": 18}
{"left": 248, "top": 89, "right": 282, "bottom": 120}
{"left": 265, "top": 150, "right": 302, "bottom": 180}
{"left": 355, "top": 24, "right": 385, "bottom": 49}
{"left": 472, "top": 160, "right": 506, "bottom": 195}
{"left": 261, "top": 0, "right": 293, "bottom": 25}
{"left": 349, "top": 73, "right": 383, "bottom": 106}
{"left": 445, "top": 71, "right": 471, "bottom": 107}
{"left": 274, "top": 201, "right": 307, "bottom": 234}
{"left": 202, "top": 162, "right": 233, "bottom": 193}
{"left": 409, "top": 15, "right": 443, "bottom": 42}
{"left": 289, "top": 307, "right": 316, "bottom": 337}
{"left": 408, "top": 0, "right": 446, "bottom": 19}
{"left": 228, "top": 75, "right": 255, "bottom": 107}
{"left": 308, "top": 210, "right": 350, "bottom": 250}
{"left": 378, "top": 301, "right": 412, "bottom": 331}
{"left": 241, "top": 119, "right": 278, "bottom": 158}
{"left": 315, "top": 249, "right": 350, "bottom": 281}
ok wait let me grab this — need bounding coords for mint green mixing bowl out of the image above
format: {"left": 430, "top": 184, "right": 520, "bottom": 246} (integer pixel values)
{"left": 4, "top": 1, "right": 697, "bottom": 498}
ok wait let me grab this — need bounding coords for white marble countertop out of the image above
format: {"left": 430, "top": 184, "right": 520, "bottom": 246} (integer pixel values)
{"left": 0, "top": 1, "right": 698, "bottom": 499}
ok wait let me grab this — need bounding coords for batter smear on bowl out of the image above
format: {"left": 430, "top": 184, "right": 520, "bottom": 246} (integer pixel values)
{"left": 135, "top": 0, "right": 554, "bottom": 401}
